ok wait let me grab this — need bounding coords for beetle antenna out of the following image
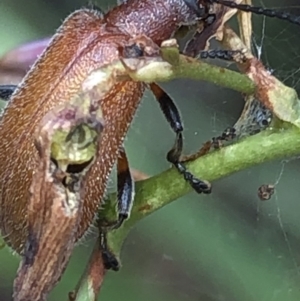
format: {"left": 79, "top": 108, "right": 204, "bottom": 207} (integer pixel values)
{"left": 209, "top": 0, "right": 300, "bottom": 26}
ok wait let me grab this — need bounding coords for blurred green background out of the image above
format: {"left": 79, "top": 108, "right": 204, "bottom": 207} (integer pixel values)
{"left": 1, "top": 0, "right": 300, "bottom": 300}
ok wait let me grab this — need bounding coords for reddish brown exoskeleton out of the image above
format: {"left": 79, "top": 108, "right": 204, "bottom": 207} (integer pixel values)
{"left": 0, "top": 0, "right": 210, "bottom": 256}
{"left": 0, "top": 1, "right": 215, "bottom": 300}
{"left": 0, "top": 1, "right": 300, "bottom": 300}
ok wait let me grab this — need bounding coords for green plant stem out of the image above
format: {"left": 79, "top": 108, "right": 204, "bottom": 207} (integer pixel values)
{"left": 70, "top": 48, "right": 257, "bottom": 300}
{"left": 104, "top": 125, "right": 300, "bottom": 256}
{"left": 163, "top": 49, "right": 256, "bottom": 94}
{"left": 0, "top": 41, "right": 295, "bottom": 301}
{"left": 129, "top": 45, "right": 256, "bottom": 95}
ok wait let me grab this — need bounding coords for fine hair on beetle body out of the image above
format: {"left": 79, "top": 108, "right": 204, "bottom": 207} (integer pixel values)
{"left": 0, "top": 1, "right": 300, "bottom": 300}
{"left": 1, "top": 0, "right": 300, "bottom": 270}
{"left": 0, "top": 0, "right": 213, "bottom": 256}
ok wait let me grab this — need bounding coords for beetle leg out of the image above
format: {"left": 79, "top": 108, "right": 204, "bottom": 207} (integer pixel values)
{"left": 211, "top": 127, "right": 236, "bottom": 149}
{"left": 99, "top": 230, "right": 120, "bottom": 271}
{"left": 149, "top": 83, "right": 211, "bottom": 194}
{"left": 98, "top": 147, "right": 133, "bottom": 271}
{"left": 99, "top": 146, "right": 134, "bottom": 231}
{"left": 0, "top": 84, "right": 17, "bottom": 101}
{"left": 115, "top": 146, "right": 135, "bottom": 225}
{"left": 182, "top": 14, "right": 245, "bottom": 62}
{"left": 198, "top": 49, "right": 245, "bottom": 61}
{"left": 184, "top": 36, "right": 245, "bottom": 61}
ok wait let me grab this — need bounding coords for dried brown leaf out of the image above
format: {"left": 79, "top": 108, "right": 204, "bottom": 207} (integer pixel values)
{"left": 221, "top": 26, "right": 300, "bottom": 128}
{"left": 183, "top": 0, "right": 243, "bottom": 56}
{"left": 237, "top": 0, "right": 252, "bottom": 50}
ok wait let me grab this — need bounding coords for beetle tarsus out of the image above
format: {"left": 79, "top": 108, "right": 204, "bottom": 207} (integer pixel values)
{"left": 212, "top": 127, "right": 236, "bottom": 149}
{"left": 175, "top": 161, "right": 212, "bottom": 194}
{"left": 99, "top": 231, "right": 120, "bottom": 271}
{"left": 199, "top": 50, "right": 245, "bottom": 61}
{"left": 98, "top": 148, "right": 134, "bottom": 268}
{"left": 150, "top": 82, "right": 211, "bottom": 194}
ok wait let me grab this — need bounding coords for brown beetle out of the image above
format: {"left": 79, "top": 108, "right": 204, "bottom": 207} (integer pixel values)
{"left": 0, "top": 1, "right": 299, "bottom": 300}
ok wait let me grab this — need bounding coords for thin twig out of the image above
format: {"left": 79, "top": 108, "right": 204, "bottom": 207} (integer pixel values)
{"left": 102, "top": 125, "right": 300, "bottom": 257}
{"left": 69, "top": 238, "right": 107, "bottom": 301}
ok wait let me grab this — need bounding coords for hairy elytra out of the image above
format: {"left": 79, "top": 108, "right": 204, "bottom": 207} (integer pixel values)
{"left": 0, "top": 0, "right": 206, "bottom": 254}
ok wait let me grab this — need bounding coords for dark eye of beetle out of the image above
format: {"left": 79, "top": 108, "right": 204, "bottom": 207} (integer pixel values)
{"left": 183, "top": 0, "right": 207, "bottom": 18}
